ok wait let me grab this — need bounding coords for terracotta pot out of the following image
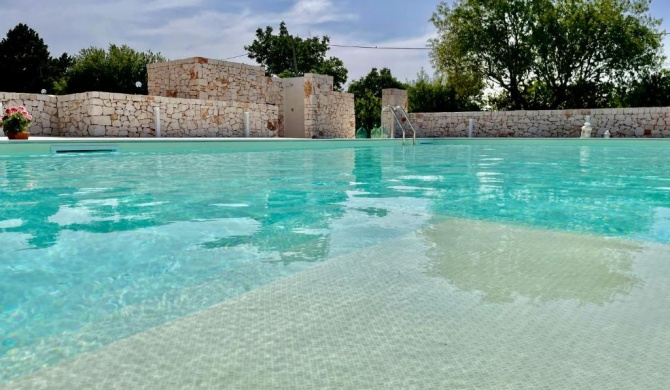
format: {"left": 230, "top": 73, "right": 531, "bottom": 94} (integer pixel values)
{"left": 6, "top": 132, "right": 30, "bottom": 140}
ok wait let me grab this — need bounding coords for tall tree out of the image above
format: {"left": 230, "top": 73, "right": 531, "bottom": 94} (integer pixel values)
{"left": 55, "top": 44, "right": 166, "bottom": 94}
{"left": 0, "top": 24, "right": 52, "bottom": 93}
{"left": 46, "top": 53, "right": 76, "bottom": 92}
{"left": 618, "top": 70, "right": 670, "bottom": 108}
{"left": 245, "top": 22, "right": 348, "bottom": 91}
{"left": 347, "top": 68, "right": 405, "bottom": 133}
{"left": 430, "top": 0, "right": 664, "bottom": 110}
{"left": 407, "top": 69, "right": 480, "bottom": 112}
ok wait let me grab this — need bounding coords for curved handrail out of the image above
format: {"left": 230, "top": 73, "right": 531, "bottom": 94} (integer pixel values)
{"left": 393, "top": 106, "right": 416, "bottom": 145}
{"left": 382, "top": 105, "right": 416, "bottom": 145}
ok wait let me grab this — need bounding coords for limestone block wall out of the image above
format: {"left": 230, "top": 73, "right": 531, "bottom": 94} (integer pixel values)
{"left": 148, "top": 58, "right": 283, "bottom": 105}
{"left": 57, "top": 92, "right": 279, "bottom": 138}
{"left": 409, "top": 108, "right": 670, "bottom": 138}
{"left": 588, "top": 107, "right": 670, "bottom": 138}
{"left": 5, "top": 87, "right": 667, "bottom": 139}
{"left": 148, "top": 57, "right": 284, "bottom": 136}
{"left": 304, "top": 74, "right": 355, "bottom": 139}
{"left": 0, "top": 93, "right": 59, "bottom": 135}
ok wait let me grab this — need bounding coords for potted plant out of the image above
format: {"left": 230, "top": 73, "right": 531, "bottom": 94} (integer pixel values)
{"left": 2, "top": 106, "right": 33, "bottom": 140}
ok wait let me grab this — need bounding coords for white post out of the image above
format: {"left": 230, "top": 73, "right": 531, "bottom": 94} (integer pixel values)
{"left": 154, "top": 106, "right": 161, "bottom": 138}
{"left": 468, "top": 119, "right": 474, "bottom": 138}
{"left": 581, "top": 115, "right": 592, "bottom": 138}
{"left": 244, "top": 112, "right": 250, "bottom": 137}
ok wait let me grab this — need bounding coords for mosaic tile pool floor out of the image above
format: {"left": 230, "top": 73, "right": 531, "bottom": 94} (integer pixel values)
{"left": 4, "top": 217, "right": 669, "bottom": 389}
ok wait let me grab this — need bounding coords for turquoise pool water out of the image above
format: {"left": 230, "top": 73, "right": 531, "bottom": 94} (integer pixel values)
{"left": 1, "top": 141, "right": 670, "bottom": 382}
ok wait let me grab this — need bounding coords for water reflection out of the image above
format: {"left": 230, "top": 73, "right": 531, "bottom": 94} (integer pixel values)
{"left": 353, "top": 147, "right": 384, "bottom": 194}
{"left": 422, "top": 218, "right": 641, "bottom": 305}
{"left": 0, "top": 217, "right": 264, "bottom": 382}
{"left": 420, "top": 145, "right": 668, "bottom": 243}
{"left": 0, "top": 157, "right": 161, "bottom": 249}
{"left": 650, "top": 207, "right": 670, "bottom": 242}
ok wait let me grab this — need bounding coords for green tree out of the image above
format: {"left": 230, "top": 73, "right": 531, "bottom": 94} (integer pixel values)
{"left": 56, "top": 44, "right": 166, "bottom": 94}
{"left": 46, "top": 53, "right": 75, "bottom": 91}
{"left": 617, "top": 70, "right": 670, "bottom": 108}
{"left": 0, "top": 24, "right": 58, "bottom": 93}
{"left": 407, "top": 69, "right": 480, "bottom": 112}
{"left": 245, "top": 22, "right": 348, "bottom": 91}
{"left": 347, "top": 68, "right": 405, "bottom": 134}
{"left": 430, "top": 0, "right": 664, "bottom": 110}
{"left": 488, "top": 79, "right": 619, "bottom": 111}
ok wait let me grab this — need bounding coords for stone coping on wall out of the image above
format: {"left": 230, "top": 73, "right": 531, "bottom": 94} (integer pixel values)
{"left": 0, "top": 92, "right": 58, "bottom": 103}
{"left": 147, "top": 57, "right": 265, "bottom": 73}
{"left": 57, "top": 91, "right": 273, "bottom": 111}
{"left": 2, "top": 91, "right": 276, "bottom": 112}
{"left": 410, "top": 107, "right": 669, "bottom": 116}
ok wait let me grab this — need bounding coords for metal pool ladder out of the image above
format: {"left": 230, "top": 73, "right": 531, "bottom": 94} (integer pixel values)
{"left": 383, "top": 105, "right": 416, "bottom": 145}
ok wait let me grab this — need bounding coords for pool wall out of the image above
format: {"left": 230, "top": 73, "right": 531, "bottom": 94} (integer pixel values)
{"left": 382, "top": 89, "right": 670, "bottom": 138}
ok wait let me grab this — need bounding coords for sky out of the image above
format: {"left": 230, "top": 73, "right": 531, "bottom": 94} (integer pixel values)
{"left": 1, "top": 0, "right": 670, "bottom": 85}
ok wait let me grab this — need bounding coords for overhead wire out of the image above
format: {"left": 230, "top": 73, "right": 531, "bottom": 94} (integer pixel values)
{"left": 330, "top": 44, "right": 430, "bottom": 50}
{"left": 223, "top": 53, "right": 249, "bottom": 60}
{"left": 223, "top": 44, "right": 431, "bottom": 60}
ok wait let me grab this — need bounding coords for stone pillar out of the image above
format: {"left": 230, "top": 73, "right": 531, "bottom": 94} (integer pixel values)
{"left": 303, "top": 73, "right": 355, "bottom": 139}
{"left": 382, "top": 89, "right": 408, "bottom": 138}
{"left": 303, "top": 74, "right": 320, "bottom": 138}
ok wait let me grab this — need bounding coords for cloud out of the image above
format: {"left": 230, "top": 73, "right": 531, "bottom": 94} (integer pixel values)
{"left": 288, "top": 0, "right": 358, "bottom": 24}
{"left": 0, "top": 0, "right": 432, "bottom": 82}
{"left": 144, "top": 0, "right": 206, "bottom": 11}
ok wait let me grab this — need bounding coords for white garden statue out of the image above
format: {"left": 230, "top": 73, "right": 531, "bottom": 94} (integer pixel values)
{"left": 580, "top": 116, "right": 593, "bottom": 138}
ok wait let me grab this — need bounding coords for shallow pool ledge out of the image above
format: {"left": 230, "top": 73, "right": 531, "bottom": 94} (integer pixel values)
{"left": 1, "top": 136, "right": 668, "bottom": 155}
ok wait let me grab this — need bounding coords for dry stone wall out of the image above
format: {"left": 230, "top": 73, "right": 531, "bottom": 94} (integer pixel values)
{"left": 381, "top": 89, "right": 670, "bottom": 138}
{"left": 148, "top": 58, "right": 283, "bottom": 105}
{"left": 5, "top": 84, "right": 669, "bottom": 139}
{"left": 408, "top": 108, "right": 670, "bottom": 138}
{"left": 148, "top": 57, "right": 284, "bottom": 136}
{"left": 304, "top": 74, "right": 355, "bottom": 139}
{"left": 2, "top": 59, "right": 351, "bottom": 139}
{"left": 57, "top": 92, "right": 279, "bottom": 138}
{"left": 0, "top": 93, "right": 59, "bottom": 136}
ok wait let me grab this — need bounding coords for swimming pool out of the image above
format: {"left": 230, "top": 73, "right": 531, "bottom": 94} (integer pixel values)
{"left": 1, "top": 139, "right": 670, "bottom": 388}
